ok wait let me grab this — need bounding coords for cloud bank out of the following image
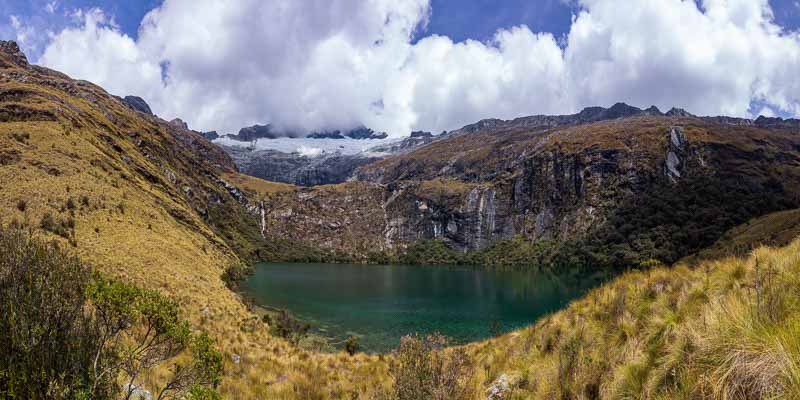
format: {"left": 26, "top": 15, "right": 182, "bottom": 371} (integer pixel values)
{"left": 12, "top": 0, "right": 800, "bottom": 136}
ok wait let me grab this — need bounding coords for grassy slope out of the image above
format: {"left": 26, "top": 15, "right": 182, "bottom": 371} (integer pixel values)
{"left": 467, "top": 233, "right": 800, "bottom": 399}
{"left": 0, "top": 48, "right": 389, "bottom": 399}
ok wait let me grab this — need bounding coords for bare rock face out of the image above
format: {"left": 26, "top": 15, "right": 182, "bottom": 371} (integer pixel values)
{"left": 665, "top": 126, "right": 688, "bottom": 182}
{"left": 123, "top": 96, "right": 153, "bottom": 115}
{"left": 0, "top": 41, "right": 29, "bottom": 68}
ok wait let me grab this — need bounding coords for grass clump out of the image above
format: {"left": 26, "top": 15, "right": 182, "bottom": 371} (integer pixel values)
{"left": 389, "top": 333, "right": 474, "bottom": 400}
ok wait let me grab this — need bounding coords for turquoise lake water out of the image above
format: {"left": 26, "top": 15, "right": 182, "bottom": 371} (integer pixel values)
{"left": 241, "top": 263, "right": 608, "bottom": 352}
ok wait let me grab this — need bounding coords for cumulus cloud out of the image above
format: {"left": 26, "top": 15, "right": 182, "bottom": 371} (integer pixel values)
{"left": 31, "top": 0, "right": 800, "bottom": 136}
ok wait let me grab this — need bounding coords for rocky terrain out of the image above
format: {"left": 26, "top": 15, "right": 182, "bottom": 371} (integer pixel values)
{"left": 255, "top": 105, "right": 800, "bottom": 268}
{"left": 219, "top": 131, "right": 437, "bottom": 186}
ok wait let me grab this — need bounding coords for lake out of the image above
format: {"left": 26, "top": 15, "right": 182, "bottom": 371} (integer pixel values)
{"left": 241, "top": 263, "right": 608, "bottom": 352}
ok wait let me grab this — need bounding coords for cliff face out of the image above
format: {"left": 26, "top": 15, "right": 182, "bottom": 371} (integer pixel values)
{"left": 259, "top": 115, "right": 800, "bottom": 267}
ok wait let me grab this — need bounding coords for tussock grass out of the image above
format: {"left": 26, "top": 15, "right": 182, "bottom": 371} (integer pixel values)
{"left": 466, "top": 239, "right": 800, "bottom": 399}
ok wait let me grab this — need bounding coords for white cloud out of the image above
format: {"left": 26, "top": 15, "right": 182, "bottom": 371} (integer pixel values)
{"left": 32, "top": 0, "right": 800, "bottom": 136}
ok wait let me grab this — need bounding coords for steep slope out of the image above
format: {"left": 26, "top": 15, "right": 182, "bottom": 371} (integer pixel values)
{"left": 258, "top": 111, "right": 800, "bottom": 268}
{"left": 0, "top": 41, "right": 388, "bottom": 398}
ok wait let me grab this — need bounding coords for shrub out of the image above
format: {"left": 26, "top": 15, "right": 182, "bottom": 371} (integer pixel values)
{"left": 0, "top": 227, "right": 223, "bottom": 400}
{"left": 345, "top": 336, "right": 360, "bottom": 356}
{"left": 389, "top": 333, "right": 474, "bottom": 400}
{"left": 221, "top": 262, "right": 253, "bottom": 289}
{"left": 264, "top": 310, "right": 311, "bottom": 344}
{"left": 15, "top": 199, "right": 26, "bottom": 212}
{"left": 0, "top": 227, "right": 116, "bottom": 399}
{"left": 66, "top": 197, "right": 76, "bottom": 210}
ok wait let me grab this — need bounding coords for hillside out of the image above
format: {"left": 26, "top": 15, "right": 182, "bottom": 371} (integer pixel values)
{"left": 0, "top": 41, "right": 388, "bottom": 399}
{"left": 258, "top": 110, "right": 800, "bottom": 269}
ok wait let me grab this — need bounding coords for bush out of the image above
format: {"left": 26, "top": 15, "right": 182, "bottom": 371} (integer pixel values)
{"left": 0, "top": 227, "right": 223, "bottom": 400}
{"left": 344, "top": 336, "right": 360, "bottom": 356}
{"left": 389, "top": 333, "right": 473, "bottom": 400}
{"left": 264, "top": 310, "right": 311, "bottom": 344}
{"left": 0, "top": 227, "right": 115, "bottom": 399}
{"left": 15, "top": 199, "right": 26, "bottom": 212}
{"left": 221, "top": 261, "right": 253, "bottom": 289}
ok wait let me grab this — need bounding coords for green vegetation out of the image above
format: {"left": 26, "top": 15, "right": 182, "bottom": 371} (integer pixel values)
{"left": 0, "top": 228, "right": 223, "bottom": 399}
{"left": 263, "top": 310, "right": 311, "bottom": 345}
{"left": 220, "top": 261, "right": 254, "bottom": 289}
{"left": 399, "top": 240, "right": 461, "bottom": 265}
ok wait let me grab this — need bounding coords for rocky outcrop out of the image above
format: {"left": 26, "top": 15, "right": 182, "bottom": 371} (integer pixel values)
{"left": 664, "top": 126, "right": 688, "bottom": 182}
{"left": 169, "top": 118, "right": 189, "bottom": 130}
{"left": 0, "top": 41, "right": 29, "bottom": 68}
{"left": 228, "top": 124, "right": 389, "bottom": 141}
{"left": 123, "top": 96, "right": 153, "bottom": 115}
{"left": 202, "top": 131, "right": 219, "bottom": 141}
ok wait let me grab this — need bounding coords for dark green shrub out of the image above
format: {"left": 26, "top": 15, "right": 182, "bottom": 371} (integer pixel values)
{"left": 15, "top": 199, "right": 26, "bottom": 212}
{"left": 0, "top": 227, "right": 115, "bottom": 399}
{"left": 221, "top": 262, "right": 253, "bottom": 289}
{"left": 344, "top": 336, "right": 360, "bottom": 356}
{"left": 264, "top": 310, "right": 310, "bottom": 344}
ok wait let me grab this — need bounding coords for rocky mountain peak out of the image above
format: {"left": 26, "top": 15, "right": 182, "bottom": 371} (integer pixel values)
{"left": 666, "top": 107, "right": 695, "bottom": 117}
{"left": 0, "top": 40, "right": 29, "bottom": 68}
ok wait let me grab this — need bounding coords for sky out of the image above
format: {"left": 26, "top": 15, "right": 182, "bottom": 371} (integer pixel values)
{"left": 2, "top": 0, "right": 800, "bottom": 136}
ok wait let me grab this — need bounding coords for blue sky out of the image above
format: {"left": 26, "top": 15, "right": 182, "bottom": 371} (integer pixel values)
{"left": 5, "top": 0, "right": 799, "bottom": 45}
{"left": 4, "top": 0, "right": 800, "bottom": 135}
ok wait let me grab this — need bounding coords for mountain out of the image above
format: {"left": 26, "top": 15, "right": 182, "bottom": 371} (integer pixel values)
{"left": 226, "top": 124, "right": 389, "bottom": 141}
{"left": 219, "top": 132, "right": 437, "bottom": 186}
{"left": 256, "top": 105, "right": 800, "bottom": 268}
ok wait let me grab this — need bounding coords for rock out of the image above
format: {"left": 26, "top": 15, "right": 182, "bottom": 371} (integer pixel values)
{"left": 665, "top": 107, "right": 695, "bottom": 117}
{"left": 0, "top": 41, "right": 29, "bottom": 67}
{"left": 123, "top": 383, "right": 152, "bottom": 400}
{"left": 410, "top": 130, "right": 433, "bottom": 138}
{"left": 235, "top": 124, "right": 285, "bottom": 141}
{"left": 123, "top": 96, "right": 153, "bottom": 115}
{"left": 201, "top": 131, "right": 219, "bottom": 141}
{"left": 485, "top": 373, "right": 523, "bottom": 400}
{"left": 665, "top": 126, "right": 687, "bottom": 182}
{"left": 169, "top": 118, "right": 189, "bottom": 130}
{"left": 231, "top": 354, "right": 241, "bottom": 364}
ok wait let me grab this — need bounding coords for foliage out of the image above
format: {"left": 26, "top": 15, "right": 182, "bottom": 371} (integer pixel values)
{"left": 264, "top": 310, "right": 311, "bottom": 345}
{"left": 0, "top": 227, "right": 115, "bottom": 399}
{"left": 86, "top": 275, "right": 223, "bottom": 400}
{"left": 0, "top": 227, "right": 223, "bottom": 399}
{"left": 344, "top": 336, "right": 360, "bottom": 356}
{"left": 220, "top": 261, "right": 254, "bottom": 289}
{"left": 389, "top": 333, "right": 474, "bottom": 400}
{"left": 399, "top": 240, "right": 462, "bottom": 265}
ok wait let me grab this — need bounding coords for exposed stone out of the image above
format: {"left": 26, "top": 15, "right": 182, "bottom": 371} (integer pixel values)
{"left": 123, "top": 384, "right": 152, "bottom": 400}
{"left": 123, "top": 96, "right": 153, "bottom": 115}
{"left": 485, "top": 373, "right": 523, "bottom": 400}
{"left": 0, "top": 41, "right": 29, "bottom": 67}
{"left": 169, "top": 118, "right": 189, "bottom": 130}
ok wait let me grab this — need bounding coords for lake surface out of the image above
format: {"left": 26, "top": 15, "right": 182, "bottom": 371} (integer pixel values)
{"left": 241, "top": 263, "right": 608, "bottom": 352}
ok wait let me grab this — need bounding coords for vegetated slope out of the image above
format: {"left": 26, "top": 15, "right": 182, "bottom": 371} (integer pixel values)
{"left": 466, "top": 228, "right": 800, "bottom": 399}
{"left": 259, "top": 108, "right": 800, "bottom": 269}
{"left": 0, "top": 41, "right": 389, "bottom": 398}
